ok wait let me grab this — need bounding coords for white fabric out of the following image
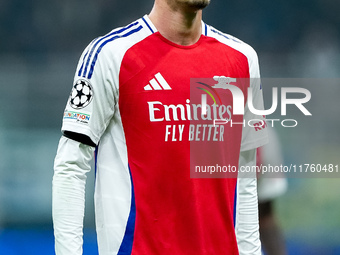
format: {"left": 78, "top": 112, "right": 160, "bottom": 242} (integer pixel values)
{"left": 62, "top": 18, "right": 152, "bottom": 145}
{"left": 206, "top": 26, "right": 268, "bottom": 151}
{"left": 61, "top": 18, "right": 152, "bottom": 254}
{"left": 94, "top": 117, "right": 132, "bottom": 255}
{"left": 235, "top": 149, "right": 261, "bottom": 255}
{"left": 52, "top": 136, "right": 94, "bottom": 255}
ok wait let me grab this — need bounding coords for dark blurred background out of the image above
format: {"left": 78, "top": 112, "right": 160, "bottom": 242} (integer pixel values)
{"left": 0, "top": 0, "right": 340, "bottom": 254}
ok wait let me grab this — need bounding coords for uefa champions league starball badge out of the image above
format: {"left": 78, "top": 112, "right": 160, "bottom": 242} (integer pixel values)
{"left": 69, "top": 79, "right": 93, "bottom": 109}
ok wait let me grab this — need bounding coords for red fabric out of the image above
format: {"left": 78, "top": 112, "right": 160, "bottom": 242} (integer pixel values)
{"left": 118, "top": 32, "right": 250, "bottom": 254}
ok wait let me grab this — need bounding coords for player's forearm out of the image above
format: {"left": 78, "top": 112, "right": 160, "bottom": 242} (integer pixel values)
{"left": 236, "top": 177, "right": 261, "bottom": 255}
{"left": 236, "top": 149, "right": 261, "bottom": 255}
{"left": 53, "top": 174, "right": 86, "bottom": 254}
{"left": 52, "top": 136, "right": 94, "bottom": 255}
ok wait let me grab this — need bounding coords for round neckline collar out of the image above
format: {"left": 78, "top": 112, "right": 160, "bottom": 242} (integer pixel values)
{"left": 143, "top": 14, "right": 206, "bottom": 49}
{"left": 155, "top": 31, "right": 204, "bottom": 49}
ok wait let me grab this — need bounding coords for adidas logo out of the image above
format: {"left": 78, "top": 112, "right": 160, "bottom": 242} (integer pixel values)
{"left": 144, "top": 72, "right": 172, "bottom": 91}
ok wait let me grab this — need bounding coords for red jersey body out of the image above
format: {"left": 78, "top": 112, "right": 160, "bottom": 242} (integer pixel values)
{"left": 61, "top": 15, "right": 267, "bottom": 255}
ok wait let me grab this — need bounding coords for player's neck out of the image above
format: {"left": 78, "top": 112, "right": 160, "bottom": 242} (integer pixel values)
{"left": 148, "top": 2, "right": 202, "bottom": 46}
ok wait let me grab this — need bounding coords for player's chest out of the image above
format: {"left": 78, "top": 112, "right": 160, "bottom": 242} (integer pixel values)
{"left": 119, "top": 41, "right": 248, "bottom": 99}
{"left": 117, "top": 36, "right": 249, "bottom": 120}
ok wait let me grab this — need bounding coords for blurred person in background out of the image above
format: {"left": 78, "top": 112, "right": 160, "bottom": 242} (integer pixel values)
{"left": 257, "top": 127, "right": 288, "bottom": 255}
{"left": 52, "top": 0, "right": 268, "bottom": 254}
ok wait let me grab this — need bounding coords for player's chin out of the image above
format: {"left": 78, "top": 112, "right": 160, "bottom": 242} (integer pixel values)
{"left": 181, "top": 0, "right": 211, "bottom": 10}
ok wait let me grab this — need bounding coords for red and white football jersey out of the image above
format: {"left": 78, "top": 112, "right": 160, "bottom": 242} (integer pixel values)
{"left": 62, "top": 15, "right": 267, "bottom": 255}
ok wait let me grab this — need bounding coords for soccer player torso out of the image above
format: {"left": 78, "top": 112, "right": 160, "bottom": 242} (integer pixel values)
{"left": 62, "top": 15, "right": 267, "bottom": 255}
{"left": 117, "top": 30, "right": 248, "bottom": 254}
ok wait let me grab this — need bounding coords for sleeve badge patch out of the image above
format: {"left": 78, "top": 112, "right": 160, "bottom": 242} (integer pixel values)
{"left": 69, "top": 79, "right": 93, "bottom": 109}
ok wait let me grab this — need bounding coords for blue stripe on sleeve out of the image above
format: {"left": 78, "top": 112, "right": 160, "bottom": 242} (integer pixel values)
{"left": 233, "top": 183, "right": 238, "bottom": 228}
{"left": 77, "top": 51, "right": 89, "bottom": 77}
{"left": 142, "top": 16, "right": 154, "bottom": 33}
{"left": 94, "top": 145, "right": 98, "bottom": 182}
{"left": 77, "top": 38, "right": 97, "bottom": 77}
{"left": 87, "top": 25, "right": 143, "bottom": 79}
{"left": 117, "top": 166, "right": 136, "bottom": 255}
{"left": 211, "top": 28, "right": 230, "bottom": 40}
{"left": 211, "top": 28, "right": 241, "bottom": 44}
{"left": 79, "top": 21, "right": 140, "bottom": 78}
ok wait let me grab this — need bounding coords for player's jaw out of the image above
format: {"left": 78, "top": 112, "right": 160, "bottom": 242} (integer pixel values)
{"left": 171, "top": 0, "right": 211, "bottom": 10}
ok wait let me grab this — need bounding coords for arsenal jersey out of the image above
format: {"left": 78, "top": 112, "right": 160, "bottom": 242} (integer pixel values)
{"left": 62, "top": 15, "right": 267, "bottom": 255}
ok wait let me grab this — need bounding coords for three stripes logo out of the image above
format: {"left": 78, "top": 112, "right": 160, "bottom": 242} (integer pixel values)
{"left": 144, "top": 73, "right": 172, "bottom": 91}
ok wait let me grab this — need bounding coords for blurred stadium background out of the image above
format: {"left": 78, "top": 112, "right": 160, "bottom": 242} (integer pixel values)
{"left": 0, "top": 0, "right": 340, "bottom": 254}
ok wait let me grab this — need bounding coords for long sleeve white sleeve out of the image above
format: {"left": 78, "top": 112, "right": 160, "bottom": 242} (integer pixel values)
{"left": 52, "top": 136, "right": 95, "bottom": 255}
{"left": 235, "top": 149, "right": 261, "bottom": 255}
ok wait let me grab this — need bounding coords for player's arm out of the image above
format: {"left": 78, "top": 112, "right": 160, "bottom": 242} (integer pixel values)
{"left": 234, "top": 38, "right": 267, "bottom": 255}
{"left": 235, "top": 149, "right": 261, "bottom": 255}
{"left": 53, "top": 36, "right": 115, "bottom": 254}
{"left": 63, "top": 131, "right": 97, "bottom": 147}
{"left": 257, "top": 128, "right": 288, "bottom": 255}
{"left": 52, "top": 135, "right": 95, "bottom": 255}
